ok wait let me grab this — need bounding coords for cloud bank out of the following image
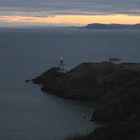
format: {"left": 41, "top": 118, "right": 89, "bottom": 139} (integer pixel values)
{"left": 0, "top": 0, "right": 140, "bottom": 17}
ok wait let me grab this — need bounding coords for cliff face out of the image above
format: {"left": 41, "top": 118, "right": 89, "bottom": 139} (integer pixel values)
{"left": 33, "top": 62, "right": 140, "bottom": 140}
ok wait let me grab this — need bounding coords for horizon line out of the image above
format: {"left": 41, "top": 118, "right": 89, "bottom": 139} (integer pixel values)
{"left": 0, "top": 23, "right": 140, "bottom": 29}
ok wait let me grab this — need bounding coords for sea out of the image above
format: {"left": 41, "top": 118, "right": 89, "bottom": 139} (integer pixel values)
{"left": 0, "top": 28, "right": 140, "bottom": 140}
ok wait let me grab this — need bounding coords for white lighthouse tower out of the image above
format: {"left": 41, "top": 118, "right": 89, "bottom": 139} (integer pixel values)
{"left": 58, "top": 57, "right": 65, "bottom": 73}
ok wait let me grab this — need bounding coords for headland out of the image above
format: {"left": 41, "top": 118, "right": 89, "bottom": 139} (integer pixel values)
{"left": 32, "top": 62, "right": 140, "bottom": 140}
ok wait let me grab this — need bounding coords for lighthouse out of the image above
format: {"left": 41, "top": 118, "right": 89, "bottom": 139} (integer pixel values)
{"left": 58, "top": 57, "right": 65, "bottom": 73}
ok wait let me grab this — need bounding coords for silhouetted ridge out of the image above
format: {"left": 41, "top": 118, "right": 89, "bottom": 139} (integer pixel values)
{"left": 84, "top": 23, "right": 140, "bottom": 30}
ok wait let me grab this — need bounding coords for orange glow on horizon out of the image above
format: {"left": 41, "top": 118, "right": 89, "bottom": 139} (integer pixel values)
{"left": 0, "top": 14, "right": 140, "bottom": 25}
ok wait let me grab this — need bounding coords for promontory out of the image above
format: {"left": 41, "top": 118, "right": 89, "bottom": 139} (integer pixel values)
{"left": 33, "top": 62, "right": 140, "bottom": 140}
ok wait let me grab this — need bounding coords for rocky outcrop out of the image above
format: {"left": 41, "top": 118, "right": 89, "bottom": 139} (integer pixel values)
{"left": 33, "top": 62, "right": 140, "bottom": 140}
{"left": 33, "top": 63, "right": 140, "bottom": 102}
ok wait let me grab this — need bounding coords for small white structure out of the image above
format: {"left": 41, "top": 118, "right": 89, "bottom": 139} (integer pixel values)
{"left": 58, "top": 57, "right": 65, "bottom": 73}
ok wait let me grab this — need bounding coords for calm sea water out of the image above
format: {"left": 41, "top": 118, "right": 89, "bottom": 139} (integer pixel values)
{"left": 0, "top": 28, "right": 140, "bottom": 140}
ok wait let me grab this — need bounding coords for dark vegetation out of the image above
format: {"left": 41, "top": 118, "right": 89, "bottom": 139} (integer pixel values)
{"left": 33, "top": 62, "right": 140, "bottom": 140}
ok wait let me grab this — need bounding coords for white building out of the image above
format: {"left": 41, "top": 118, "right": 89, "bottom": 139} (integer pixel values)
{"left": 58, "top": 57, "right": 65, "bottom": 73}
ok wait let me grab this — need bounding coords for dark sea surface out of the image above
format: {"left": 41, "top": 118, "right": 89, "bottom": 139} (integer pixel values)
{"left": 0, "top": 28, "right": 140, "bottom": 140}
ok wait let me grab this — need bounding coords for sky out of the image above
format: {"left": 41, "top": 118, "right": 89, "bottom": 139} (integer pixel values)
{"left": 0, "top": 0, "right": 140, "bottom": 26}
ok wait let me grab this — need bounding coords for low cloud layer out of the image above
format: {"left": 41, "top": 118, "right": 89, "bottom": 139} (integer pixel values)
{"left": 0, "top": 0, "right": 140, "bottom": 17}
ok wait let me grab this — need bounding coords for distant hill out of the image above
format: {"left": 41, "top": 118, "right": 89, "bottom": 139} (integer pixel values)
{"left": 83, "top": 23, "right": 140, "bottom": 30}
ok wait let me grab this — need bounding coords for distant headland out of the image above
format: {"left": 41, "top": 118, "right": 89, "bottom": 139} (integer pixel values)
{"left": 82, "top": 23, "right": 140, "bottom": 30}
{"left": 31, "top": 58, "right": 140, "bottom": 140}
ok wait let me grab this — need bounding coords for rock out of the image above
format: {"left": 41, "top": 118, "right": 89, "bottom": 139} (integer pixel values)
{"left": 25, "top": 79, "right": 30, "bottom": 83}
